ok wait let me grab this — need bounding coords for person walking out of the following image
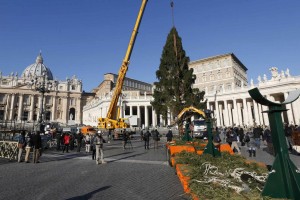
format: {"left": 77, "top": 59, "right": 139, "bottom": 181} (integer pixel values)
{"left": 166, "top": 129, "right": 173, "bottom": 143}
{"left": 91, "top": 134, "right": 96, "bottom": 160}
{"left": 263, "top": 126, "right": 274, "bottom": 155}
{"left": 56, "top": 132, "right": 62, "bottom": 151}
{"left": 143, "top": 129, "right": 151, "bottom": 150}
{"left": 153, "top": 129, "right": 160, "bottom": 149}
{"left": 122, "top": 129, "right": 128, "bottom": 150}
{"left": 75, "top": 131, "right": 83, "bottom": 152}
{"left": 253, "top": 126, "right": 262, "bottom": 149}
{"left": 85, "top": 133, "right": 91, "bottom": 153}
{"left": 95, "top": 131, "right": 106, "bottom": 164}
{"left": 230, "top": 128, "right": 241, "bottom": 155}
{"left": 32, "top": 131, "right": 42, "bottom": 163}
{"left": 62, "top": 132, "right": 70, "bottom": 153}
{"left": 238, "top": 127, "right": 245, "bottom": 146}
{"left": 25, "top": 132, "right": 33, "bottom": 163}
{"left": 17, "top": 131, "right": 26, "bottom": 163}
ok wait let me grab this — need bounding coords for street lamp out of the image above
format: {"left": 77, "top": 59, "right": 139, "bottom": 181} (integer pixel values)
{"left": 27, "top": 70, "right": 53, "bottom": 132}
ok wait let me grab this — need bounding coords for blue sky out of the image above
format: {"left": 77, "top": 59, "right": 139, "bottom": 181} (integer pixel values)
{"left": 1, "top": 0, "right": 300, "bottom": 92}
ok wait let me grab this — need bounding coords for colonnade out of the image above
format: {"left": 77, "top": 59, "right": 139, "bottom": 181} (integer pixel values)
{"left": 207, "top": 91, "right": 300, "bottom": 128}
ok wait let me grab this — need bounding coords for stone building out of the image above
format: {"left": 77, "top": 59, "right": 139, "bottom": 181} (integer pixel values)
{"left": 0, "top": 53, "right": 94, "bottom": 130}
{"left": 83, "top": 53, "right": 300, "bottom": 128}
{"left": 192, "top": 54, "right": 300, "bottom": 127}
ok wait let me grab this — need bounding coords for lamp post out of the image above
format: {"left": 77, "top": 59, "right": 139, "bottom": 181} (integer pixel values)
{"left": 28, "top": 70, "right": 53, "bottom": 132}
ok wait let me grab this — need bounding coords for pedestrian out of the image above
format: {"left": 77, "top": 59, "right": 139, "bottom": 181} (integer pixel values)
{"left": 107, "top": 130, "right": 112, "bottom": 143}
{"left": 91, "top": 134, "right": 96, "bottom": 160}
{"left": 85, "top": 133, "right": 91, "bottom": 153}
{"left": 140, "top": 129, "right": 144, "bottom": 141}
{"left": 63, "top": 132, "right": 70, "bottom": 153}
{"left": 166, "top": 129, "right": 173, "bottom": 143}
{"left": 253, "top": 125, "right": 262, "bottom": 149}
{"left": 143, "top": 129, "right": 151, "bottom": 149}
{"left": 213, "top": 127, "right": 221, "bottom": 145}
{"left": 69, "top": 133, "right": 75, "bottom": 150}
{"left": 238, "top": 127, "right": 245, "bottom": 146}
{"left": 75, "top": 131, "right": 83, "bottom": 152}
{"left": 247, "top": 128, "right": 256, "bottom": 157}
{"left": 56, "top": 132, "right": 61, "bottom": 151}
{"left": 95, "top": 131, "right": 106, "bottom": 164}
{"left": 225, "top": 128, "right": 232, "bottom": 146}
{"left": 153, "top": 129, "right": 160, "bottom": 149}
{"left": 122, "top": 129, "right": 128, "bottom": 150}
{"left": 25, "top": 132, "right": 33, "bottom": 163}
{"left": 263, "top": 126, "right": 274, "bottom": 155}
{"left": 17, "top": 131, "right": 26, "bottom": 163}
{"left": 284, "top": 123, "right": 294, "bottom": 151}
{"left": 32, "top": 131, "right": 42, "bottom": 163}
{"left": 230, "top": 128, "right": 241, "bottom": 154}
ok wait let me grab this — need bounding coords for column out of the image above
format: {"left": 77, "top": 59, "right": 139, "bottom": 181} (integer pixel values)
{"left": 242, "top": 98, "right": 249, "bottom": 126}
{"left": 237, "top": 102, "right": 242, "bottom": 126}
{"left": 215, "top": 101, "right": 220, "bottom": 126}
{"left": 223, "top": 100, "right": 230, "bottom": 126}
{"left": 63, "top": 97, "right": 68, "bottom": 124}
{"left": 130, "top": 105, "right": 133, "bottom": 116}
{"left": 76, "top": 97, "right": 82, "bottom": 124}
{"left": 228, "top": 103, "right": 233, "bottom": 126}
{"left": 137, "top": 105, "right": 141, "bottom": 127}
{"left": 152, "top": 107, "right": 156, "bottom": 127}
{"left": 29, "top": 95, "right": 35, "bottom": 121}
{"left": 17, "top": 94, "right": 24, "bottom": 121}
{"left": 291, "top": 98, "right": 300, "bottom": 125}
{"left": 247, "top": 101, "right": 253, "bottom": 126}
{"left": 218, "top": 104, "right": 223, "bottom": 126}
{"left": 253, "top": 101, "right": 260, "bottom": 125}
{"left": 257, "top": 104, "right": 264, "bottom": 125}
{"left": 284, "top": 92, "right": 294, "bottom": 124}
{"left": 261, "top": 95, "right": 269, "bottom": 126}
{"left": 145, "top": 106, "right": 149, "bottom": 128}
{"left": 9, "top": 94, "right": 16, "bottom": 120}
{"left": 4, "top": 94, "right": 11, "bottom": 121}
{"left": 233, "top": 99, "right": 239, "bottom": 126}
{"left": 52, "top": 96, "right": 57, "bottom": 121}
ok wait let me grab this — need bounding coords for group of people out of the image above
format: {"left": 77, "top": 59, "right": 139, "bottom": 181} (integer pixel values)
{"left": 17, "top": 130, "right": 42, "bottom": 163}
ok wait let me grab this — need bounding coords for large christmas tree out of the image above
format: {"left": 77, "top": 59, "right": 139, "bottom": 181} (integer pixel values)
{"left": 151, "top": 27, "right": 206, "bottom": 124}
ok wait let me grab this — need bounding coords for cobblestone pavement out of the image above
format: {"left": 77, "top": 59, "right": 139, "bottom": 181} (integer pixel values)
{"left": 0, "top": 137, "right": 190, "bottom": 200}
{"left": 1, "top": 136, "right": 299, "bottom": 200}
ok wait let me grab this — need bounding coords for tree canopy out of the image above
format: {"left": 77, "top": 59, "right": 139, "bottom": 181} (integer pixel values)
{"left": 151, "top": 27, "right": 206, "bottom": 124}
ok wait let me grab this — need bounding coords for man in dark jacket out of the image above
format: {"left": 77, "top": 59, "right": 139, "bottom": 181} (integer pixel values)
{"left": 76, "top": 131, "right": 83, "bottom": 152}
{"left": 32, "top": 131, "right": 42, "bottom": 163}
{"left": 143, "top": 129, "right": 151, "bottom": 150}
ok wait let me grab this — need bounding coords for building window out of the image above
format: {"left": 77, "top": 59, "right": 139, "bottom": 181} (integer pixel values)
{"left": 71, "top": 85, "right": 76, "bottom": 90}
{"left": 58, "top": 98, "right": 62, "bottom": 105}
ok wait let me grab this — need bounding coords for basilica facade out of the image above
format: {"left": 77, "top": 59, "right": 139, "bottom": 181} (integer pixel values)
{"left": 0, "top": 53, "right": 94, "bottom": 130}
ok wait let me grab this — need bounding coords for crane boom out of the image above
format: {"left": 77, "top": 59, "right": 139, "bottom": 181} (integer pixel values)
{"left": 98, "top": 0, "right": 148, "bottom": 130}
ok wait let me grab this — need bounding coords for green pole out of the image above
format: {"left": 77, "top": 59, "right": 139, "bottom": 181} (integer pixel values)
{"left": 203, "top": 115, "right": 221, "bottom": 157}
{"left": 182, "top": 122, "right": 192, "bottom": 141}
{"left": 248, "top": 88, "right": 300, "bottom": 199}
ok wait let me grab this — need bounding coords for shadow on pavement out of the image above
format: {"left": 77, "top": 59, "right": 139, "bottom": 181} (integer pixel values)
{"left": 66, "top": 185, "right": 111, "bottom": 200}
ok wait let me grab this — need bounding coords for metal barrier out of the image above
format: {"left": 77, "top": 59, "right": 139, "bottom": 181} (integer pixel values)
{"left": 0, "top": 141, "right": 18, "bottom": 160}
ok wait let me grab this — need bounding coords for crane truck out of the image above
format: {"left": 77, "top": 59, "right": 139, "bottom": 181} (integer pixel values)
{"left": 173, "top": 106, "right": 207, "bottom": 137}
{"left": 98, "top": 0, "right": 148, "bottom": 132}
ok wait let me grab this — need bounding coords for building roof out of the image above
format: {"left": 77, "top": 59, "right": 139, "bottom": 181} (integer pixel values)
{"left": 189, "top": 53, "right": 248, "bottom": 71}
{"left": 21, "top": 53, "right": 54, "bottom": 80}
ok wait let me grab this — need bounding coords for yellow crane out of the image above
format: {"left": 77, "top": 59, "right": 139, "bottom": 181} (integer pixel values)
{"left": 98, "top": 0, "right": 148, "bottom": 130}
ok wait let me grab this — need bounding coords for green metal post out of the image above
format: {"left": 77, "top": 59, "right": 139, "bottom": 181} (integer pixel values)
{"left": 203, "top": 117, "right": 221, "bottom": 157}
{"left": 248, "top": 88, "right": 300, "bottom": 199}
{"left": 182, "top": 122, "right": 192, "bottom": 141}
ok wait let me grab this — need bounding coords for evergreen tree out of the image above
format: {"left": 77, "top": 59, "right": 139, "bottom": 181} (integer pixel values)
{"left": 151, "top": 27, "right": 206, "bottom": 124}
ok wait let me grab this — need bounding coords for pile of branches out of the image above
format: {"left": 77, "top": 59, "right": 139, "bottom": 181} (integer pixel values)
{"left": 174, "top": 152, "right": 274, "bottom": 200}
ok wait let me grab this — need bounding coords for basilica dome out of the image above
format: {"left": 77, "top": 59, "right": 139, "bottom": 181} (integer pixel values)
{"left": 21, "top": 53, "right": 54, "bottom": 80}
